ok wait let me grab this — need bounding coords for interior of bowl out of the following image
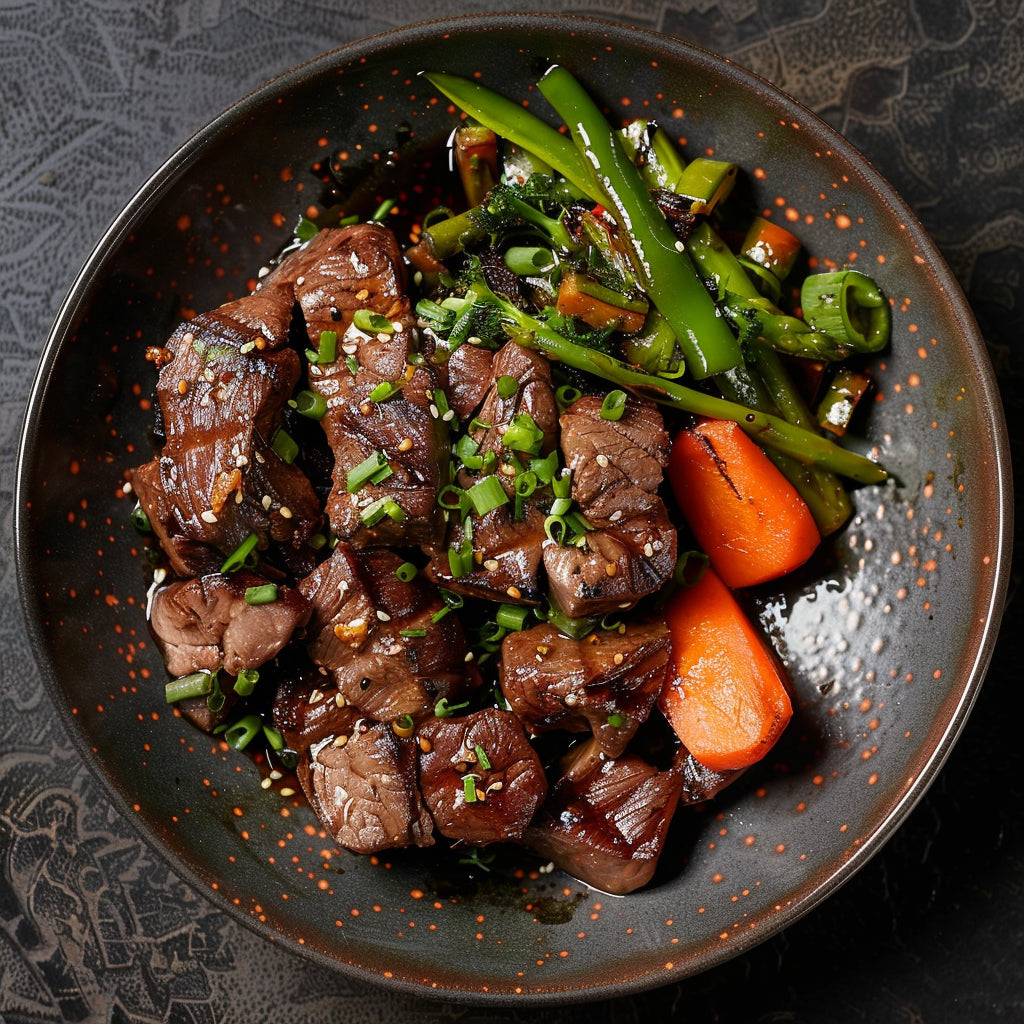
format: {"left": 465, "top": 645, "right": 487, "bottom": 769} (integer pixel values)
{"left": 16, "top": 12, "right": 1011, "bottom": 1003}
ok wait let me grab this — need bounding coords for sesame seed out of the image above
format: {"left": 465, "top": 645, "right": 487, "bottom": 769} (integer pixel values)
{"left": 442, "top": 409, "right": 455, "bottom": 422}
{"left": 674, "top": 239, "right": 685, "bottom": 251}
{"left": 182, "top": 332, "right": 194, "bottom": 345}
{"left": 644, "top": 542, "right": 654, "bottom": 557}
{"left": 279, "top": 506, "right": 293, "bottom": 519}
{"left": 359, "top": 402, "right": 371, "bottom": 415}
{"left": 260, "top": 777, "right": 273, "bottom": 789}
{"left": 596, "top": 453, "right": 610, "bottom": 468}
{"left": 613, "top": 652, "right": 624, "bottom": 665}
{"left": 564, "top": 693, "right": 579, "bottom": 707}
{"left": 332, "top": 734, "right": 348, "bottom": 748}
{"left": 376, "top": 610, "right": 392, "bottom": 622}
{"left": 200, "top": 509, "right": 218, "bottom": 523}
{"left": 464, "top": 651, "right": 475, "bottom": 662}
{"left": 279, "top": 787, "right": 296, "bottom": 797}
{"left": 342, "top": 341, "right": 359, "bottom": 356}
{"left": 429, "top": 403, "right": 439, "bottom": 418}
{"left": 261, "top": 495, "right": 273, "bottom": 510}
{"left": 605, "top": 562, "right": 617, "bottom": 577}
{"left": 295, "top": 276, "right": 305, "bottom": 286}
{"left": 254, "top": 451, "right": 266, "bottom": 464}
{"left": 309, "top": 689, "right": 324, "bottom": 704}
{"left": 235, "top": 455, "right": 249, "bottom": 467}
{"left": 387, "top": 643, "right": 403, "bottom": 656}
{"left": 506, "top": 585, "right": 522, "bottom": 599}
{"left": 483, "top": 558, "right": 499, "bottom": 571}
{"left": 177, "top": 380, "right": 188, "bottom": 395}
{"left": 398, "top": 437, "right": 413, "bottom": 452}
{"left": 355, "top": 289, "right": 370, "bottom": 300}
{"left": 257, "top": 266, "right": 270, "bottom": 278}
{"left": 392, "top": 320, "right": 404, "bottom": 333}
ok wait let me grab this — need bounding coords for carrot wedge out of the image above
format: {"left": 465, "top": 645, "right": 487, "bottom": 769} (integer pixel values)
{"left": 668, "top": 417, "right": 820, "bottom": 588}
{"left": 659, "top": 567, "right": 792, "bottom": 772}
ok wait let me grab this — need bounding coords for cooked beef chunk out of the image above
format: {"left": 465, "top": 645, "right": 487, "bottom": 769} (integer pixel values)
{"left": 558, "top": 394, "right": 670, "bottom": 505}
{"left": 417, "top": 708, "right": 547, "bottom": 845}
{"left": 297, "top": 225, "right": 448, "bottom": 549}
{"left": 299, "top": 543, "right": 474, "bottom": 723}
{"left": 499, "top": 621, "right": 670, "bottom": 758}
{"left": 471, "top": 340, "right": 559, "bottom": 460}
{"left": 425, "top": 340, "right": 556, "bottom": 604}
{"left": 310, "top": 717, "right": 434, "bottom": 855}
{"left": 149, "top": 571, "right": 311, "bottom": 678}
{"left": 523, "top": 738, "right": 685, "bottom": 894}
{"left": 424, "top": 504, "right": 547, "bottom": 605}
{"left": 129, "top": 274, "right": 322, "bottom": 577}
{"left": 543, "top": 394, "right": 676, "bottom": 617}
{"left": 444, "top": 343, "right": 494, "bottom": 422}
{"left": 271, "top": 672, "right": 432, "bottom": 853}
{"left": 679, "top": 752, "right": 740, "bottom": 805}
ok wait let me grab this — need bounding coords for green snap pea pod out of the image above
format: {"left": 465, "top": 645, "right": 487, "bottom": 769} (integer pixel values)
{"left": 537, "top": 64, "right": 743, "bottom": 379}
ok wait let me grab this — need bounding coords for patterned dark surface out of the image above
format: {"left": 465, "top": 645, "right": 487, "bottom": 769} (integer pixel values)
{"left": 2, "top": 1, "right": 1020, "bottom": 1021}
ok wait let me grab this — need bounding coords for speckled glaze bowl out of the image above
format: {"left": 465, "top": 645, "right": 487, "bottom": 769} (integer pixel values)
{"left": 16, "top": 12, "right": 1011, "bottom": 1004}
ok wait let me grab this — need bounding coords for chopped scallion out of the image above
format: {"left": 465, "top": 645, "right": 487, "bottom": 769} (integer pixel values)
{"left": 164, "top": 671, "right": 214, "bottom": 703}
{"left": 435, "top": 696, "right": 469, "bottom": 717}
{"left": 224, "top": 713, "right": 263, "bottom": 750}
{"left": 466, "top": 474, "right": 509, "bottom": 516}
{"left": 496, "top": 374, "right": 519, "bottom": 400}
{"left": 129, "top": 503, "right": 152, "bottom": 533}
{"left": 474, "top": 744, "right": 492, "bottom": 770}
{"left": 600, "top": 389, "right": 627, "bottom": 421}
{"left": 290, "top": 389, "right": 328, "bottom": 421}
{"left": 272, "top": 428, "right": 299, "bottom": 464}
{"left": 501, "top": 412, "right": 544, "bottom": 455}
{"left": 221, "top": 532, "right": 259, "bottom": 573}
{"left": 244, "top": 583, "right": 278, "bottom": 605}
{"left": 346, "top": 451, "right": 391, "bottom": 493}
{"left": 233, "top": 668, "right": 260, "bottom": 697}
{"left": 354, "top": 309, "right": 394, "bottom": 334}
{"left": 395, "top": 561, "right": 418, "bottom": 582}
{"left": 496, "top": 603, "right": 530, "bottom": 631}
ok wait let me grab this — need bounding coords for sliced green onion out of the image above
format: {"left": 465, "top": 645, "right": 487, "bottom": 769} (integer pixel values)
{"left": 474, "top": 744, "right": 493, "bottom": 770}
{"left": 673, "top": 550, "right": 710, "bottom": 587}
{"left": 529, "top": 449, "right": 560, "bottom": 484}
{"left": 552, "top": 469, "right": 572, "bottom": 499}
{"left": 244, "top": 583, "right": 278, "bottom": 605}
{"left": 546, "top": 604, "right": 601, "bottom": 640}
{"left": 307, "top": 532, "right": 328, "bottom": 550}
{"left": 544, "top": 514, "right": 567, "bottom": 544}
{"left": 221, "top": 533, "right": 259, "bottom": 573}
{"left": 224, "top": 713, "right": 263, "bottom": 750}
{"left": 354, "top": 309, "right": 394, "bottom": 334}
{"left": 233, "top": 668, "right": 260, "bottom": 697}
{"left": 441, "top": 589, "right": 465, "bottom": 609}
{"left": 290, "top": 389, "right": 328, "bottom": 421}
{"left": 272, "top": 428, "right": 299, "bottom": 464}
{"left": 600, "top": 389, "right": 627, "bottom": 421}
{"left": 295, "top": 215, "right": 318, "bottom": 242}
{"left": 346, "top": 451, "right": 392, "bottom": 493}
{"left": 263, "top": 724, "right": 285, "bottom": 751}
{"left": 206, "top": 672, "right": 226, "bottom": 713}
{"left": 496, "top": 603, "right": 530, "bottom": 631}
{"left": 606, "top": 712, "right": 627, "bottom": 728}
{"left": 395, "top": 561, "right": 418, "bottom": 582}
{"left": 549, "top": 496, "right": 572, "bottom": 518}
{"left": 466, "top": 475, "right": 509, "bottom": 516}
{"left": 438, "top": 484, "right": 468, "bottom": 514}
{"left": 433, "top": 388, "right": 451, "bottom": 418}
{"left": 501, "top": 412, "right": 544, "bottom": 455}
{"left": 345, "top": 355, "right": 360, "bottom": 374}
{"left": 454, "top": 434, "right": 481, "bottom": 462}
{"left": 368, "top": 380, "right": 400, "bottom": 403}
{"left": 435, "top": 696, "right": 470, "bottom": 717}
{"left": 129, "top": 503, "right": 152, "bottom": 532}
{"left": 400, "top": 627, "right": 427, "bottom": 638}
{"left": 448, "top": 544, "right": 468, "bottom": 579}
{"left": 496, "top": 374, "right": 519, "bottom": 400}
{"left": 165, "top": 671, "right": 214, "bottom": 703}
{"left": 317, "top": 330, "right": 337, "bottom": 364}
{"left": 371, "top": 198, "right": 396, "bottom": 222}
{"left": 555, "top": 385, "right": 582, "bottom": 411}
{"left": 469, "top": 415, "right": 492, "bottom": 433}
{"left": 462, "top": 775, "right": 479, "bottom": 803}
{"left": 360, "top": 496, "right": 406, "bottom": 526}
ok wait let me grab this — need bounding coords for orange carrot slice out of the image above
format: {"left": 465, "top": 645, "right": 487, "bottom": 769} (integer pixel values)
{"left": 668, "top": 417, "right": 820, "bottom": 588}
{"left": 659, "top": 567, "right": 792, "bottom": 771}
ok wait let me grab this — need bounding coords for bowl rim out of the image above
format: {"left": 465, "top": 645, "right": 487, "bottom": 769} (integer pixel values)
{"left": 14, "top": 10, "right": 1014, "bottom": 1005}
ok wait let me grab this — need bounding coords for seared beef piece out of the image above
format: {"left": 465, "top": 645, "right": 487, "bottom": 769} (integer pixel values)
{"left": 271, "top": 673, "right": 433, "bottom": 853}
{"left": 444, "top": 343, "right": 494, "bottom": 422}
{"left": 424, "top": 504, "right": 547, "bottom": 605}
{"left": 471, "top": 341, "right": 559, "bottom": 461}
{"left": 543, "top": 394, "right": 676, "bottom": 617}
{"left": 523, "top": 738, "right": 685, "bottom": 894}
{"left": 149, "top": 571, "right": 311, "bottom": 678}
{"left": 679, "top": 752, "right": 739, "bottom": 805}
{"left": 417, "top": 708, "right": 547, "bottom": 845}
{"left": 499, "top": 621, "right": 670, "bottom": 758}
{"left": 425, "top": 340, "right": 556, "bottom": 604}
{"left": 174, "top": 692, "right": 237, "bottom": 736}
{"left": 543, "top": 489, "right": 676, "bottom": 618}
{"left": 559, "top": 394, "right": 670, "bottom": 505}
{"left": 129, "top": 274, "right": 322, "bottom": 578}
{"left": 296, "top": 225, "right": 448, "bottom": 549}
{"left": 299, "top": 543, "right": 474, "bottom": 723}
{"left": 313, "top": 718, "right": 434, "bottom": 854}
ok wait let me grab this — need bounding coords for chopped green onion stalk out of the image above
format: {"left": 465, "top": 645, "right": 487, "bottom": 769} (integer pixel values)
{"left": 395, "top": 561, "right": 418, "bottom": 582}
{"left": 505, "top": 245, "right": 556, "bottom": 276}
{"left": 272, "top": 428, "right": 299, "bottom": 464}
{"left": 244, "top": 583, "right": 278, "bottom": 605}
{"left": 435, "top": 696, "right": 470, "bottom": 717}
{"left": 221, "top": 532, "right": 259, "bottom": 573}
{"left": 501, "top": 412, "right": 545, "bottom": 455}
{"left": 233, "top": 668, "right": 260, "bottom": 697}
{"left": 496, "top": 374, "right": 519, "bottom": 400}
{"left": 466, "top": 475, "right": 509, "bottom": 516}
{"left": 496, "top": 603, "right": 531, "bottom": 631}
{"left": 129, "top": 503, "right": 152, "bottom": 533}
{"left": 474, "top": 743, "right": 493, "bottom": 770}
{"left": 290, "top": 389, "right": 328, "bottom": 421}
{"left": 224, "top": 713, "right": 263, "bottom": 751}
{"left": 346, "top": 451, "right": 392, "bottom": 493}
{"left": 600, "top": 389, "right": 627, "bottom": 421}
{"left": 317, "top": 330, "right": 337, "bottom": 364}
{"left": 165, "top": 671, "right": 214, "bottom": 703}
{"left": 353, "top": 309, "right": 394, "bottom": 334}
{"left": 555, "top": 385, "right": 582, "bottom": 410}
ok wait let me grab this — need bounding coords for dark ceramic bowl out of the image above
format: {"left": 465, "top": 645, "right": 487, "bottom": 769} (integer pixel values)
{"left": 16, "top": 12, "right": 1012, "bottom": 1004}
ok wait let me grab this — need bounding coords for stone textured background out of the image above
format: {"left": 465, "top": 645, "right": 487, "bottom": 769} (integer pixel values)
{"left": 2, "top": 1, "right": 1021, "bottom": 1021}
